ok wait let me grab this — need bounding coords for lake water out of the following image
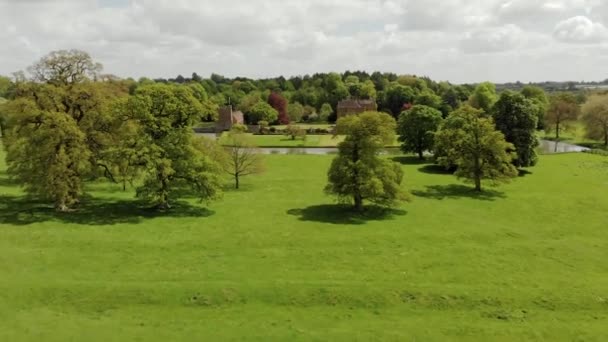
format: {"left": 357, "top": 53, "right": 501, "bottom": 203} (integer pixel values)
{"left": 197, "top": 133, "right": 589, "bottom": 155}
{"left": 537, "top": 140, "right": 590, "bottom": 154}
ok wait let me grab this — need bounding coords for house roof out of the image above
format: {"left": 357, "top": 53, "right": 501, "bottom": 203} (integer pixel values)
{"left": 337, "top": 99, "right": 376, "bottom": 109}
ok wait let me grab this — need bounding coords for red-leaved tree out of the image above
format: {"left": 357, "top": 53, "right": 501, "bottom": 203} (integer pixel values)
{"left": 268, "top": 92, "right": 289, "bottom": 124}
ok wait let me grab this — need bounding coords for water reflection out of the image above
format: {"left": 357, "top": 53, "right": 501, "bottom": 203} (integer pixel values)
{"left": 537, "top": 140, "right": 590, "bottom": 154}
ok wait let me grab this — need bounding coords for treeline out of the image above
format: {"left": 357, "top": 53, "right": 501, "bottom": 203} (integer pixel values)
{"left": 1, "top": 49, "right": 607, "bottom": 213}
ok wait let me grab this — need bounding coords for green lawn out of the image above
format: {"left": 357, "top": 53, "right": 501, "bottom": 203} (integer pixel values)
{"left": 1, "top": 148, "right": 608, "bottom": 340}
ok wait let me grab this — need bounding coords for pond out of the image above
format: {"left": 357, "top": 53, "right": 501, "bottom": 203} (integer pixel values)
{"left": 537, "top": 140, "right": 590, "bottom": 154}
{"left": 197, "top": 133, "right": 589, "bottom": 155}
{"left": 257, "top": 147, "right": 403, "bottom": 155}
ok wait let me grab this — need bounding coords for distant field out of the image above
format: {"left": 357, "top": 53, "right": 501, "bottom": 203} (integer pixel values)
{"left": 1, "top": 144, "right": 607, "bottom": 340}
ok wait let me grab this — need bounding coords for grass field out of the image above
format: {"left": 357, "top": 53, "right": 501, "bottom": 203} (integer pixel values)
{"left": 1, "top": 147, "right": 608, "bottom": 340}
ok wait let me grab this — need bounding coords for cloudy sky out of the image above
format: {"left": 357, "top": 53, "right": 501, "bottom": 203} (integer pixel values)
{"left": 0, "top": 0, "right": 607, "bottom": 83}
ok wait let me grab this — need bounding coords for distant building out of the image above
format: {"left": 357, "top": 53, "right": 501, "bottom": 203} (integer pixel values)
{"left": 336, "top": 99, "right": 377, "bottom": 118}
{"left": 216, "top": 105, "right": 245, "bottom": 132}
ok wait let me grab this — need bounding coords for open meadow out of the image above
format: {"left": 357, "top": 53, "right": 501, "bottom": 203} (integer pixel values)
{"left": 1, "top": 145, "right": 607, "bottom": 341}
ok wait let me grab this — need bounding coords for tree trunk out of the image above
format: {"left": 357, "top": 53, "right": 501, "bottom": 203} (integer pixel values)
{"left": 235, "top": 174, "right": 240, "bottom": 189}
{"left": 353, "top": 193, "right": 363, "bottom": 212}
{"left": 418, "top": 149, "right": 424, "bottom": 160}
{"left": 474, "top": 176, "right": 481, "bottom": 192}
{"left": 55, "top": 202, "right": 69, "bottom": 212}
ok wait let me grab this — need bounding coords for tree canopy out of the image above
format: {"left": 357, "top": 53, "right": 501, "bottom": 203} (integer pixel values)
{"left": 435, "top": 106, "right": 518, "bottom": 191}
{"left": 582, "top": 94, "right": 608, "bottom": 146}
{"left": 492, "top": 91, "right": 539, "bottom": 168}
{"left": 325, "top": 112, "right": 408, "bottom": 211}
{"left": 397, "top": 105, "right": 443, "bottom": 160}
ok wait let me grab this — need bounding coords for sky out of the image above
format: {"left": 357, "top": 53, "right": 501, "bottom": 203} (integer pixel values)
{"left": 0, "top": 0, "right": 607, "bottom": 83}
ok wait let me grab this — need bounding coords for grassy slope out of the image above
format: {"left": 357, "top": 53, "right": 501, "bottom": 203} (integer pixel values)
{"left": 1, "top": 148, "right": 608, "bottom": 341}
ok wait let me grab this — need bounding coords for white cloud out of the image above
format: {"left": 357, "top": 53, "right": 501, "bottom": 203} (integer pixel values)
{"left": 0, "top": 0, "right": 607, "bottom": 83}
{"left": 553, "top": 15, "right": 608, "bottom": 43}
{"left": 460, "top": 24, "right": 525, "bottom": 53}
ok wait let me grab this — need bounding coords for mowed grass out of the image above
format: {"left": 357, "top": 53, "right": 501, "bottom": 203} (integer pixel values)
{"left": 1, "top": 148, "right": 608, "bottom": 340}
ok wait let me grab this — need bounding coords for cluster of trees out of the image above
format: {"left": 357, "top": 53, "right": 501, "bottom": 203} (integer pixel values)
{"left": 0, "top": 50, "right": 261, "bottom": 211}
{"left": 140, "top": 70, "right": 476, "bottom": 124}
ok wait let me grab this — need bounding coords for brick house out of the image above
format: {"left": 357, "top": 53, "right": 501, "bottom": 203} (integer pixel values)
{"left": 336, "top": 99, "right": 378, "bottom": 118}
{"left": 216, "top": 105, "right": 245, "bottom": 132}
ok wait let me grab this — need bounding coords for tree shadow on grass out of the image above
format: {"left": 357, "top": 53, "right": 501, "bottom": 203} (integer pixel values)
{"left": 418, "top": 164, "right": 454, "bottom": 175}
{"left": 391, "top": 156, "right": 428, "bottom": 165}
{"left": 287, "top": 204, "right": 407, "bottom": 225}
{"left": 518, "top": 169, "right": 533, "bottom": 177}
{"left": 412, "top": 184, "right": 506, "bottom": 201}
{"left": 0, "top": 195, "right": 214, "bottom": 226}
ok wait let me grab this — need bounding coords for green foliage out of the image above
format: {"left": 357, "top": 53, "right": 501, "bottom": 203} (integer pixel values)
{"left": 319, "top": 103, "right": 333, "bottom": 122}
{"left": 6, "top": 110, "right": 90, "bottom": 211}
{"left": 326, "top": 112, "right": 408, "bottom": 210}
{"left": 414, "top": 90, "right": 442, "bottom": 110}
{"left": 121, "top": 83, "right": 223, "bottom": 209}
{"left": 27, "top": 49, "right": 102, "bottom": 85}
{"left": 546, "top": 92, "right": 580, "bottom": 140}
{"left": 284, "top": 124, "right": 306, "bottom": 141}
{"left": 492, "top": 91, "right": 539, "bottom": 167}
{"left": 0, "top": 75, "right": 11, "bottom": 98}
{"left": 469, "top": 82, "right": 498, "bottom": 114}
{"left": 582, "top": 94, "right": 608, "bottom": 146}
{"left": 435, "top": 106, "right": 518, "bottom": 191}
{"left": 287, "top": 102, "right": 305, "bottom": 122}
{"left": 521, "top": 85, "right": 549, "bottom": 129}
{"left": 397, "top": 105, "right": 443, "bottom": 159}
{"left": 384, "top": 84, "right": 416, "bottom": 116}
{"left": 248, "top": 101, "right": 278, "bottom": 124}
{"left": 2, "top": 51, "right": 126, "bottom": 211}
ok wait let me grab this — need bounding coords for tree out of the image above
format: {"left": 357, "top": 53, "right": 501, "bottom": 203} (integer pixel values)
{"left": 384, "top": 84, "right": 416, "bottom": 117}
{"left": 582, "top": 94, "right": 608, "bottom": 146}
{"left": 284, "top": 124, "right": 306, "bottom": 141}
{"left": 238, "top": 91, "right": 262, "bottom": 114}
{"left": 287, "top": 102, "right": 305, "bottom": 123}
{"left": 248, "top": 101, "right": 278, "bottom": 124}
{"left": 319, "top": 103, "right": 333, "bottom": 122}
{"left": 325, "top": 111, "right": 408, "bottom": 211}
{"left": 0, "top": 75, "right": 11, "bottom": 98}
{"left": 397, "top": 105, "right": 443, "bottom": 160}
{"left": 469, "top": 82, "right": 497, "bottom": 114}
{"left": 492, "top": 91, "right": 539, "bottom": 168}
{"left": 120, "top": 84, "right": 223, "bottom": 209}
{"left": 546, "top": 92, "right": 580, "bottom": 141}
{"left": 414, "top": 90, "right": 442, "bottom": 110}
{"left": 434, "top": 106, "right": 518, "bottom": 192}
{"left": 27, "top": 49, "right": 102, "bottom": 85}
{"left": 3, "top": 51, "right": 126, "bottom": 211}
{"left": 221, "top": 129, "right": 265, "bottom": 189}
{"left": 521, "top": 85, "right": 549, "bottom": 129}
{"left": 5, "top": 108, "right": 91, "bottom": 211}
{"left": 268, "top": 92, "right": 289, "bottom": 124}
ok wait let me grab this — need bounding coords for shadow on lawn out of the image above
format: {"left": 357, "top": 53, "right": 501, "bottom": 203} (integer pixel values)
{"left": 390, "top": 156, "right": 429, "bottom": 165}
{"left": 0, "top": 195, "right": 214, "bottom": 226}
{"left": 412, "top": 184, "right": 506, "bottom": 201}
{"left": 287, "top": 204, "right": 406, "bottom": 225}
